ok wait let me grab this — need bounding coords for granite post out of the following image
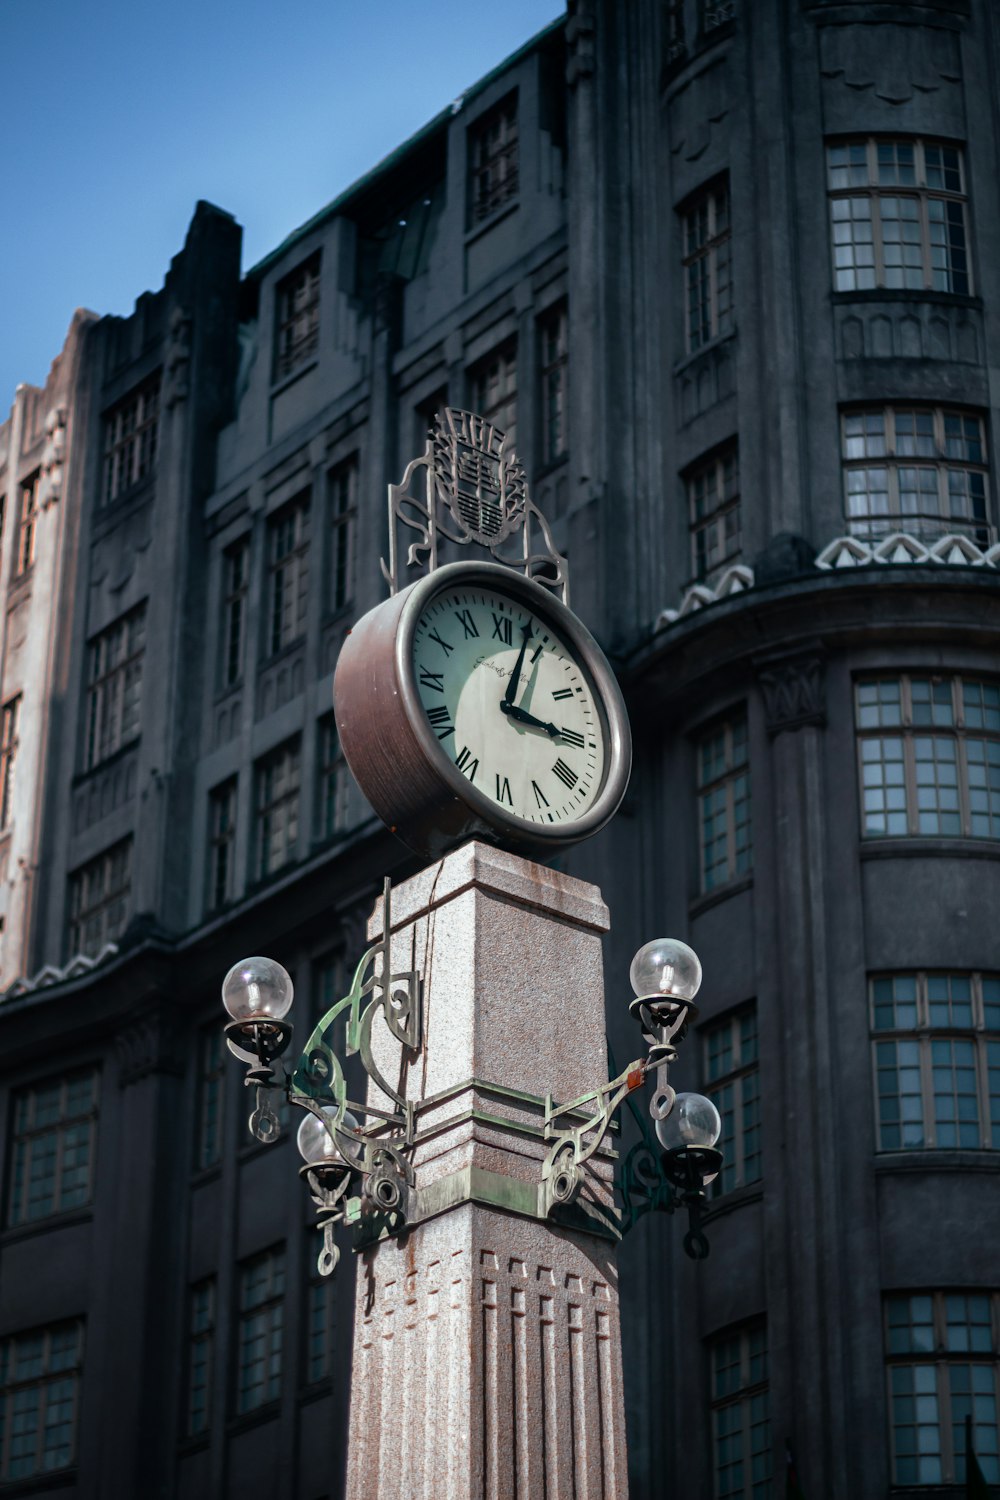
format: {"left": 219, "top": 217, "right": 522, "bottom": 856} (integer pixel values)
{"left": 345, "top": 840, "right": 629, "bottom": 1499}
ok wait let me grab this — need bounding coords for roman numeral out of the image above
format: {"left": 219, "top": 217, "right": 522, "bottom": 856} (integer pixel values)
{"left": 454, "top": 609, "right": 479, "bottom": 639}
{"left": 496, "top": 774, "right": 512, "bottom": 806}
{"left": 552, "top": 758, "right": 578, "bottom": 790}
{"left": 552, "top": 688, "right": 573, "bottom": 700}
{"left": 429, "top": 628, "right": 454, "bottom": 656}
{"left": 491, "top": 613, "right": 513, "bottom": 645}
{"left": 532, "top": 780, "right": 549, "bottom": 808}
{"left": 426, "top": 705, "right": 454, "bottom": 739}
{"left": 559, "top": 727, "right": 585, "bottom": 748}
{"left": 455, "top": 745, "right": 479, "bottom": 780}
{"left": 419, "top": 667, "right": 445, "bottom": 692}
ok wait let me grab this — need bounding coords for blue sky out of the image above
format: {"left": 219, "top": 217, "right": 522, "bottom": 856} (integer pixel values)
{"left": 0, "top": 1, "right": 564, "bottom": 407}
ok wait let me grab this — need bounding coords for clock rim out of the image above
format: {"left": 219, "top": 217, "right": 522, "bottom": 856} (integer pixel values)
{"left": 395, "top": 560, "right": 631, "bottom": 846}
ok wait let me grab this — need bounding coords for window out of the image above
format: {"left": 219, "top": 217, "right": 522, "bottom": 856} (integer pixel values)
{"left": 689, "top": 445, "right": 741, "bottom": 579}
{"left": 539, "top": 304, "right": 568, "bottom": 467}
{"left": 237, "top": 1247, "right": 285, "bottom": 1413}
{"left": 67, "top": 839, "right": 132, "bottom": 958}
{"left": 318, "top": 717, "right": 349, "bottom": 842}
{"left": 254, "top": 740, "right": 300, "bottom": 880}
{"left": 856, "top": 675, "right": 1000, "bottom": 838}
{"left": 15, "top": 472, "right": 39, "bottom": 578}
{"left": 0, "top": 1320, "right": 83, "bottom": 1481}
{"left": 102, "top": 375, "right": 160, "bottom": 504}
{"left": 703, "top": 1006, "right": 761, "bottom": 1194}
{"left": 266, "top": 496, "right": 310, "bottom": 656}
{"left": 275, "top": 254, "right": 320, "bottom": 381}
{"left": 469, "top": 93, "right": 518, "bottom": 225}
{"left": 0, "top": 697, "right": 20, "bottom": 831}
{"left": 885, "top": 1291, "right": 999, "bottom": 1486}
{"left": 697, "top": 711, "right": 752, "bottom": 892}
{"left": 871, "top": 971, "right": 1000, "bottom": 1150}
{"left": 7, "top": 1069, "right": 99, "bottom": 1228}
{"left": 84, "top": 603, "right": 147, "bottom": 771}
{"left": 827, "top": 138, "right": 970, "bottom": 295}
{"left": 207, "top": 780, "right": 237, "bottom": 913}
{"left": 469, "top": 343, "right": 517, "bottom": 447}
{"left": 682, "top": 180, "right": 732, "bottom": 353}
{"left": 195, "top": 1027, "right": 226, "bottom": 1172}
{"left": 328, "top": 459, "right": 357, "bottom": 614}
{"left": 841, "top": 406, "right": 991, "bottom": 546}
{"left": 305, "top": 1272, "right": 335, "bottom": 1385}
{"left": 221, "top": 539, "right": 249, "bottom": 688}
{"left": 186, "top": 1279, "right": 215, "bottom": 1438}
{"left": 710, "top": 1324, "right": 772, "bottom": 1498}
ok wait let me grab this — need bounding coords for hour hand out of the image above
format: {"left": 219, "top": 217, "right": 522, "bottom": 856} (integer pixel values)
{"left": 500, "top": 702, "right": 559, "bottom": 737}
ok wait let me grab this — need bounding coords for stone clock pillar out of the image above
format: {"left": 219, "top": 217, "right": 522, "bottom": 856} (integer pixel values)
{"left": 345, "top": 840, "right": 629, "bottom": 1500}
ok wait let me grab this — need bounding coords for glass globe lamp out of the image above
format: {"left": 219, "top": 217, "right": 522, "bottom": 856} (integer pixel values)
{"left": 222, "top": 957, "right": 294, "bottom": 1022}
{"left": 629, "top": 939, "right": 702, "bottom": 1005}
{"left": 297, "top": 1107, "right": 361, "bottom": 1170}
{"left": 655, "top": 1092, "right": 721, "bottom": 1187}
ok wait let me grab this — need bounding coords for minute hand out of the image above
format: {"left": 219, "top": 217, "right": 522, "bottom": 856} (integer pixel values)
{"left": 500, "top": 702, "right": 560, "bottom": 737}
{"left": 504, "top": 624, "right": 532, "bottom": 707}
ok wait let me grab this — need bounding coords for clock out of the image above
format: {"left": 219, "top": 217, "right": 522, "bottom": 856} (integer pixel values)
{"left": 334, "top": 561, "right": 631, "bottom": 857}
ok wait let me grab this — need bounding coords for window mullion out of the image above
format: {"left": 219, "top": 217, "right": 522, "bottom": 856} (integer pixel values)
{"left": 920, "top": 1036, "right": 936, "bottom": 1147}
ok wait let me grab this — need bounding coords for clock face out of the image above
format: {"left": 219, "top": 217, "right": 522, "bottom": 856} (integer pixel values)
{"left": 411, "top": 581, "right": 608, "bottom": 826}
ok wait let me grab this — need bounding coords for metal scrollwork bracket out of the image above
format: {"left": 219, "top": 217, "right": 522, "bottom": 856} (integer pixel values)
{"left": 540, "top": 1058, "right": 647, "bottom": 1216}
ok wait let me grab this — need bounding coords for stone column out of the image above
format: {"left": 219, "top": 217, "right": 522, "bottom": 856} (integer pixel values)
{"left": 346, "top": 840, "right": 629, "bottom": 1500}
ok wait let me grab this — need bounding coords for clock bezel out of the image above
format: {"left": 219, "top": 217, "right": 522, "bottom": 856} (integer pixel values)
{"left": 395, "top": 561, "right": 631, "bottom": 851}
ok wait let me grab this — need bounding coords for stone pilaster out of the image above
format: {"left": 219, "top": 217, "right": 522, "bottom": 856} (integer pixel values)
{"left": 346, "top": 840, "right": 629, "bottom": 1499}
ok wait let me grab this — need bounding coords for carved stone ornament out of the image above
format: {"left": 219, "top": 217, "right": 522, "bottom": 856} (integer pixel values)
{"left": 756, "top": 649, "right": 827, "bottom": 737}
{"left": 381, "top": 406, "right": 569, "bottom": 603}
{"left": 115, "top": 1005, "right": 185, "bottom": 1088}
{"left": 164, "top": 306, "right": 192, "bottom": 408}
{"left": 40, "top": 405, "right": 67, "bottom": 509}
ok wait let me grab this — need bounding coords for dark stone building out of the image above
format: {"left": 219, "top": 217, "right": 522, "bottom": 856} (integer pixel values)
{"left": 0, "top": 2, "right": 997, "bottom": 1496}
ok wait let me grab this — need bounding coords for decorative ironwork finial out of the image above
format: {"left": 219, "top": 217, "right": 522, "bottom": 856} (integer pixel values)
{"left": 380, "top": 407, "right": 569, "bottom": 603}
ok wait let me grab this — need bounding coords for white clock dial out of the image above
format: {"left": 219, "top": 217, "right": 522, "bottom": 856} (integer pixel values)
{"left": 412, "top": 583, "right": 607, "bottom": 825}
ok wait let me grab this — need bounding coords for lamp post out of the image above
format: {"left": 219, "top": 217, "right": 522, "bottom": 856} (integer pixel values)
{"left": 221, "top": 886, "right": 722, "bottom": 1274}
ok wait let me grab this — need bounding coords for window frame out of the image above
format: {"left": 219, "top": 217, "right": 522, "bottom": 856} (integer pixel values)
{"left": 83, "top": 603, "right": 147, "bottom": 772}
{"left": 67, "top": 839, "right": 132, "bottom": 959}
{"left": 15, "top": 472, "right": 39, "bottom": 579}
{"left": 207, "top": 778, "right": 238, "bottom": 914}
{"left": 468, "top": 91, "right": 519, "bottom": 228}
{"left": 870, "top": 970, "right": 1000, "bottom": 1151}
{"left": 687, "top": 443, "right": 742, "bottom": 580}
{"left": 317, "top": 716, "right": 350, "bottom": 843}
{"left": 680, "top": 178, "right": 733, "bottom": 355}
{"left": 696, "top": 710, "right": 752, "bottom": 894}
{"left": 538, "top": 302, "right": 569, "bottom": 468}
{"left": 709, "top": 1322, "right": 772, "bottom": 1499}
{"left": 855, "top": 673, "right": 1000, "bottom": 840}
{"left": 327, "top": 457, "right": 357, "bottom": 615}
{"left": 468, "top": 341, "right": 518, "bottom": 448}
{"left": 884, "top": 1290, "right": 1000, "bottom": 1487}
{"left": 6, "top": 1069, "right": 100, "bottom": 1229}
{"left": 0, "top": 1319, "right": 84, "bottom": 1481}
{"left": 253, "top": 739, "right": 301, "bottom": 881}
{"left": 0, "top": 695, "right": 20, "bottom": 831}
{"left": 274, "top": 253, "right": 321, "bottom": 383}
{"left": 220, "top": 538, "right": 250, "bottom": 690}
{"left": 185, "top": 1278, "right": 215, "bottom": 1438}
{"left": 236, "top": 1246, "right": 285, "bottom": 1415}
{"left": 826, "top": 136, "right": 971, "bottom": 296}
{"left": 265, "top": 495, "right": 310, "bottom": 658}
{"left": 101, "top": 375, "right": 161, "bottom": 506}
{"left": 840, "top": 405, "right": 992, "bottom": 547}
{"left": 702, "top": 1004, "right": 761, "bottom": 1196}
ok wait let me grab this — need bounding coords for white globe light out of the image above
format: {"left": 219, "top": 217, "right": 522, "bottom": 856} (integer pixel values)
{"left": 654, "top": 1092, "right": 721, "bottom": 1152}
{"left": 296, "top": 1107, "right": 360, "bottom": 1167}
{"left": 222, "top": 956, "right": 294, "bottom": 1022}
{"left": 629, "top": 938, "right": 702, "bottom": 1002}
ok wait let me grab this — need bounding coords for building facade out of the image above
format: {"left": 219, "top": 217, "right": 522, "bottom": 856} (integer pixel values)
{"left": 0, "top": 2, "right": 998, "bottom": 1496}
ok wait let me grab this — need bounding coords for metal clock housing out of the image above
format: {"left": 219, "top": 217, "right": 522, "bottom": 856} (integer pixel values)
{"left": 334, "top": 562, "right": 631, "bottom": 857}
